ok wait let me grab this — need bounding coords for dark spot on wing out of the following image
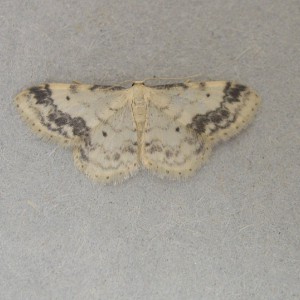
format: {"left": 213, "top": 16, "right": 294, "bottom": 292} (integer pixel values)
{"left": 220, "top": 109, "right": 229, "bottom": 117}
{"left": 54, "top": 116, "right": 69, "bottom": 126}
{"left": 175, "top": 127, "right": 180, "bottom": 132}
{"left": 223, "top": 82, "right": 247, "bottom": 103}
{"left": 102, "top": 131, "right": 107, "bottom": 137}
{"left": 29, "top": 84, "right": 52, "bottom": 105}
{"left": 210, "top": 114, "right": 222, "bottom": 123}
{"left": 188, "top": 106, "right": 232, "bottom": 134}
{"left": 188, "top": 115, "right": 210, "bottom": 134}
{"left": 71, "top": 117, "right": 89, "bottom": 137}
{"left": 66, "top": 96, "right": 70, "bottom": 101}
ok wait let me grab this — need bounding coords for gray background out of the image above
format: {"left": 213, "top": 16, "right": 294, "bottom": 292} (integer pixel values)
{"left": 1, "top": 0, "right": 299, "bottom": 299}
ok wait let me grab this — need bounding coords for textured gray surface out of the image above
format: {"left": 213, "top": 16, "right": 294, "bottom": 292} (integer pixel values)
{"left": 1, "top": 0, "right": 299, "bottom": 299}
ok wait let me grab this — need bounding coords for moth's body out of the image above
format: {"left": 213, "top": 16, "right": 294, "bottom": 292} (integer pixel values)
{"left": 129, "top": 82, "right": 149, "bottom": 161}
{"left": 131, "top": 82, "right": 148, "bottom": 131}
{"left": 15, "top": 80, "right": 260, "bottom": 183}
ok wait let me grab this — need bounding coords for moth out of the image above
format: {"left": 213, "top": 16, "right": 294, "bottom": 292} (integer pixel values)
{"left": 15, "top": 81, "right": 260, "bottom": 183}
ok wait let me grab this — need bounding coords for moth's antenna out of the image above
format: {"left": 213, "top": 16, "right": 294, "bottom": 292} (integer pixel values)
{"left": 94, "top": 73, "right": 206, "bottom": 88}
{"left": 90, "top": 79, "right": 136, "bottom": 89}
{"left": 143, "top": 73, "right": 204, "bottom": 84}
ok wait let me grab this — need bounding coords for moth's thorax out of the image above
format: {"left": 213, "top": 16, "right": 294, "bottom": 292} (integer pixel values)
{"left": 131, "top": 84, "right": 147, "bottom": 130}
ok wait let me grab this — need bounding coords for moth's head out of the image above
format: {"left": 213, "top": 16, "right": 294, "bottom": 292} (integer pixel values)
{"left": 132, "top": 81, "right": 145, "bottom": 86}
